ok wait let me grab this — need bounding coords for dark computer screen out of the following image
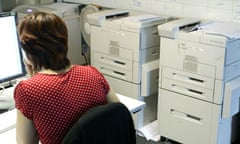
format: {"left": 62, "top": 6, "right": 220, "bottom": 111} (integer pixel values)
{"left": 0, "top": 12, "right": 26, "bottom": 86}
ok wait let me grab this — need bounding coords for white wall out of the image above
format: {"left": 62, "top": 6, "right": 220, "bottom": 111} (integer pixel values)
{"left": 16, "top": 0, "right": 55, "bottom": 5}
{"left": 63, "top": 0, "right": 240, "bottom": 24}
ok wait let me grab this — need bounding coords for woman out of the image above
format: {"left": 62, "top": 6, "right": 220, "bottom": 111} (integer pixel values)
{"left": 14, "top": 11, "right": 119, "bottom": 144}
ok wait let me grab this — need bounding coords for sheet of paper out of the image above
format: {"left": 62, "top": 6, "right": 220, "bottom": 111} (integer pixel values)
{"left": 117, "top": 93, "right": 145, "bottom": 113}
{"left": 137, "top": 120, "right": 160, "bottom": 141}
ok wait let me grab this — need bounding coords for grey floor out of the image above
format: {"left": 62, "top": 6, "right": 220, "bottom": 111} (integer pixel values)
{"left": 136, "top": 135, "right": 180, "bottom": 144}
{"left": 136, "top": 135, "right": 162, "bottom": 144}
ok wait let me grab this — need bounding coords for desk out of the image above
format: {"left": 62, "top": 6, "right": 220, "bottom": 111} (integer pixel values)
{"left": 0, "top": 94, "right": 145, "bottom": 144}
{"left": 0, "top": 109, "right": 16, "bottom": 144}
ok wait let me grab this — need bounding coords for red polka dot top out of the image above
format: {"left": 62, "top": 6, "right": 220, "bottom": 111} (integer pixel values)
{"left": 14, "top": 65, "right": 109, "bottom": 144}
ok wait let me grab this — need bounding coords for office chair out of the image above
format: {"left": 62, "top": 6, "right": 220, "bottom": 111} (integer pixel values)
{"left": 62, "top": 102, "right": 136, "bottom": 144}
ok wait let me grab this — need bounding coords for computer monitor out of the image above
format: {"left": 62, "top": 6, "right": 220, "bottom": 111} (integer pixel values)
{"left": 0, "top": 12, "right": 26, "bottom": 87}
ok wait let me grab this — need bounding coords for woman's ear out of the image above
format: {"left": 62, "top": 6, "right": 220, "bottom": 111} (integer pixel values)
{"left": 21, "top": 50, "right": 36, "bottom": 76}
{"left": 21, "top": 49, "right": 32, "bottom": 65}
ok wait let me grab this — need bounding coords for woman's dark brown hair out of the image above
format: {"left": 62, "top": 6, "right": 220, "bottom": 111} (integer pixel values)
{"left": 19, "top": 11, "right": 70, "bottom": 71}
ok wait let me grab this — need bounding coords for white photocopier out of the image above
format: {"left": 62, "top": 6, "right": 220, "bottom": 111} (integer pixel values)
{"left": 13, "top": 2, "right": 87, "bottom": 65}
{"left": 87, "top": 9, "right": 169, "bottom": 129}
{"left": 157, "top": 18, "right": 240, "bottom": 144}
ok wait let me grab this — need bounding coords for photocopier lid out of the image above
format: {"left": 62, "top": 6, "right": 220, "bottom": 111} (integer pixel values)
{"left": 197, "top": 22, "right": 240, "bottom": 39}
{"left": 88, "top": 9, "right": 167, "bottom": 30}
{"left": 13, "top": 3, "right": 80, "bottom": 18}
{"left": 158, "top": 18, "right": 240, "bottom": 40}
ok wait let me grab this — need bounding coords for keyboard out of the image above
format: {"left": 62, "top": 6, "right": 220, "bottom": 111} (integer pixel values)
{"left": 0, "top": 75, "right": 29, "bottom": 110}
{"left": 0, "top": 109, "right": 16, "bottom": 134}
{"left": 0, "top": 86, "right": 15, "bottom": 110}
{"left": 0, "top": 76, "right": 29, "bottom": 134}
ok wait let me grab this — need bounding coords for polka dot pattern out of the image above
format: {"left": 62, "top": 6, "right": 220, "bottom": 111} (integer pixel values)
{"left": 14, "top": 65, "right": 109, "bottom": 144}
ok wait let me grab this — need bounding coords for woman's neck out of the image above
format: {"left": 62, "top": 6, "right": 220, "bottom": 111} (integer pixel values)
{"left": 38, "top": 65, "right": 73, "bottom": 75}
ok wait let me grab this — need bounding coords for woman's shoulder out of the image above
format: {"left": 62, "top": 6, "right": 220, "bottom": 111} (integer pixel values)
{"left": 72, "top": 65, "right": 100, "bottom": 72}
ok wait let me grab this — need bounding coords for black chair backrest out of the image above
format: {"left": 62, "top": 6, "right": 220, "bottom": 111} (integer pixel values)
{"left": 62, "top": 102, "right": 136, "bottom": 144}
